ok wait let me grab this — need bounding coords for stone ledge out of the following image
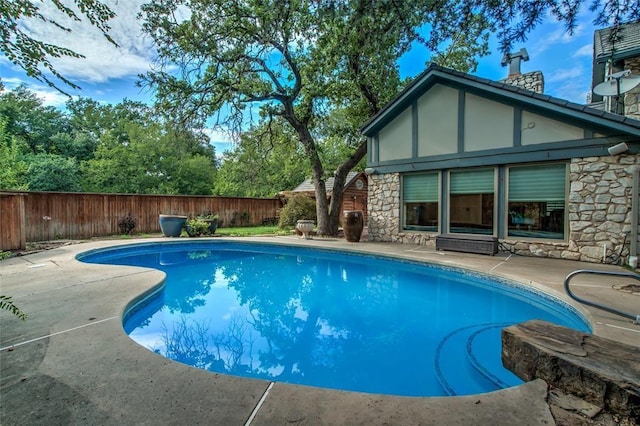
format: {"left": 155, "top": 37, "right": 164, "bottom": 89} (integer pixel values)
{"left": 502, "top": 320, "right": 639, "bottom": 422}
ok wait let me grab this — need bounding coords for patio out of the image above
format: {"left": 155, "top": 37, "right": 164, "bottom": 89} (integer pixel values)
{"left": 1, "top": 236, "right": 638, "bottom": 425}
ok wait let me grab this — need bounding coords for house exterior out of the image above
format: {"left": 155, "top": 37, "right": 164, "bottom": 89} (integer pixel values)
{"left": 361, "top": 63, "right": 640, "bottom": 265}
{"left": 281, "top": 171, "right": 369, "bottom": 224}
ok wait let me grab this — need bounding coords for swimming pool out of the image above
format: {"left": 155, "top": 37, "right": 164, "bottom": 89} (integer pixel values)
{"left": 78, "top": 241, "right": 591, "bottom": 397}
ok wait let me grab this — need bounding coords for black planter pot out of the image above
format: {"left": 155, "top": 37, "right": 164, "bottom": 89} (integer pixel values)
{"left": 343, "top": 210, "right": 364, "bottom": 242}
{"left": 203, "top": 218, "right": 218, "bottom": 235}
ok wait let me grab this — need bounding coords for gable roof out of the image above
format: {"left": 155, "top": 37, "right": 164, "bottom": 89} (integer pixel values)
{"left": 361, "top": 63, "right": 640, "bottom": 137}
{"left": 594, "top": 20, "right": 640, "bottom": 63}
{"left": 289, "top": 171, "right": 361, "bottom": 194}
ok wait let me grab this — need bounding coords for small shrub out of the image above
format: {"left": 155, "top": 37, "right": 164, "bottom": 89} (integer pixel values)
{"left": 185, "top": 218, "right": 210, "bottom": 237}
{"left": 229, "top": 210, "right": 251, "bottom": 227}
{"left": 118, "top": 213, "right": 136, "bottom": 235}
{"left": 278, "top": 194, "right": 317, "bottom": 228}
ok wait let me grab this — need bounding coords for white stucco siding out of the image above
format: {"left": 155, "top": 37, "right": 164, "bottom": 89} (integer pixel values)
{"left": 417, "top": 84, "right": 458, "bottom": 156}
{"left": 521, "top": 111, "right": 584, "bottom": 145}
{"left": 378, "top": 107, "right": 413, "bottom": 161}
{"left": 464, "top": 94, "right": 514, "bottom": 151}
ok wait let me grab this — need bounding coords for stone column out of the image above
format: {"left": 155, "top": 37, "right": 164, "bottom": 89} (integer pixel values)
{"left": 367, "top": 173, "right": 400, "bottom": 242}
{"left": 566, "top": 155, "right": 639, "bottom": 263}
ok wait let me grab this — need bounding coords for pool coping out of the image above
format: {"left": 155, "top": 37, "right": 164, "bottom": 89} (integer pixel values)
{"left": 1, "top": 236, "right": 638, "bottom": 425}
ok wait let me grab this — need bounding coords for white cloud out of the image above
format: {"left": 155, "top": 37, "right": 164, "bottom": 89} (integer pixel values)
{"left": 19, "top": 1, "right": 155, "bottom": 85}
{"left": 573, "top": 44, "right": 593, "bottom": 58}
{"left": 544, "top": 63, "right": 592, "bottom": 103}
{"left": 545, "top": 66, "right": 585, "bottom": 84}
{"left": 1, "top": 75, "right": 71, "bottom": 107}
{"left": 1, "top": 76, "right": 27, "bottom": 90}
{"left": 527, "top": 9, "right": 594, "bottom": 58}
{"left": 530, "top": 27, "right": 575, "bottom": 57}
{"left": 35, "top": 88, "right": 72, "bottom": 108}
{"left": 550, "top": 80, "right": 591, "bottom": 104}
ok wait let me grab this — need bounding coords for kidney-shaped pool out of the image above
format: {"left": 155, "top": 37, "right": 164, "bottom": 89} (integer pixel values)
{"left": 78, "top": 241, "right": 590, "bottom": 397}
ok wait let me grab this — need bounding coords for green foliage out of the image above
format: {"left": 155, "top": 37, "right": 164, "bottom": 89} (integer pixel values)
{"left": 0, "top": 250, "right": 11, "bottom": 261}
{"left": 213, "top": 119, "right": 308, "bottom": 197}
{"left": 429, "top": 14, "right": 490, "bottom": 73}
{"left": 49, "top": 132, "right": 97, "bottom": 162}
{"left": 278, "top": 195, "right": 317, "bottom": 228}
{"left": 0, "top": 86, "right": 218, "bottom": 195}
{"left": 197, "top": 214, "right": 218, "bottom": 220}
{"left": 0, "top": 118, "right": 29, "bottom": 190}
{"left": 26, "top": 154, "right": 82, "bottom": 191}
{"left": 1, "top": 0, "right": 117, "bottom": 94}
{"left": 141, "top": 0, "right": 396, "bottom": 234}
{"left": 0, "top": 85, "right": 70, "bottom": 154}
{"left": 0, "top": 295, "right": 27, "bottom": 321}
{"left": 185, "top": 218, "right": 210, "bottom": 237}
{"left": 81, "top": 111, "right": 217, "bottom": 195}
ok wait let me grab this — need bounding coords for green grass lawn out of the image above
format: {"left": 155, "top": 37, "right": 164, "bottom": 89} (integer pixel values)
{"left": 214, "top": 225, "right": 291, "bottom": 237}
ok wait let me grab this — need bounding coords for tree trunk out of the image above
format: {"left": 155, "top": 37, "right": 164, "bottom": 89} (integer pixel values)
{"left": 326, "top": 139, "right": 368, "bottom": 235}
{"left": 284, "top": 105, "right": 368, "bottom": 236}
{"left": 288, "top": 118, "right": 332, "bottom": 235}
{"left": 311, "top": 160, "right": 330, "bottom": 235}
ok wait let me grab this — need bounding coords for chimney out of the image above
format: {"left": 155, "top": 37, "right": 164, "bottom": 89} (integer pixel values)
{"left": 499, "top": 47, "right": 544, "bottom": 94}
{"left": 501, "top": 48, "right": 529, "bottom": 77}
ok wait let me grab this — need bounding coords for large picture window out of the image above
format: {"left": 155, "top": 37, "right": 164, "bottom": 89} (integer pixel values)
{"left": 507, "top": 163, "right": 566, "bottom": 239}
{"left": 449, "top": 168, "right": 495, "bottom": 235}
{"left": 403, "top": 172, "right": 439, "bottom": 232}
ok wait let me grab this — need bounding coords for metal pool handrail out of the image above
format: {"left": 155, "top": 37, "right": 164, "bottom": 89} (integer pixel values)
{"left": 564, "top": 269, "right": 640, "bottom": 325}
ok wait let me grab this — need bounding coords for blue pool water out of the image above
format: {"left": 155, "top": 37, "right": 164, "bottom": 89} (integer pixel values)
{"left": 78, "top": 241, "right": 590, "bottom": 397}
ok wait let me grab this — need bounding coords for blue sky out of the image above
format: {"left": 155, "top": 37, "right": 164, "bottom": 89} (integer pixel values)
{"left": 1, "top": 2, "right": 600, "bottom": 154}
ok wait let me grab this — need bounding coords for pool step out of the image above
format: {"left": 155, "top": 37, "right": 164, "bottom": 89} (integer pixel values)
{"left": 466, "top": 325, "right": 523, "bottom": 389}
{"left": 434, "top": 323, "right": 522, "bottom": 396}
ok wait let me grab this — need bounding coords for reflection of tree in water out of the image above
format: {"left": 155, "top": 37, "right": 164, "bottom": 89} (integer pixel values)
{"left": 222, "top": 254, "right": 405, "bottom": 388}
{"left": 147, "top": 249, "right": 425, "bottom": 392}
{"left": 157, "top": 314, "right": 258, "bottom": 376}
{"left": 161, "top": 251, "right": 220, "bottom": 315}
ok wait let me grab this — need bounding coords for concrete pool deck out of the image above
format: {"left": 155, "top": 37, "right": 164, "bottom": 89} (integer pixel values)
{"left": 1, "top": 236, "right": 638, "bottom": 425}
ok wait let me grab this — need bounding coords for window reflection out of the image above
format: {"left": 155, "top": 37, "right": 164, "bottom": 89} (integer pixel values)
{"left": 405, "top": 202, "right": 438, "bottom": 231}
{"left": 449, "top": 168, "right": 495, "bottom": 235}
{"left": 507, "top": 163, "right": 566, "bottom": 239}
{"left": 403, "top": 172, "right": 439, "bottom": 232}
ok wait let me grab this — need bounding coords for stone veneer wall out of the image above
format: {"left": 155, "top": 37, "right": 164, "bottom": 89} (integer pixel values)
{"left": 367, "top": 173, "right": 402, "bottom": 242}
{"left": 367, "top": 173, "right": 438, "bottom": 247}
{"left": 560, "top": 154, "right": 639, "bottom": 263}
{"left": 367, "top": 154, "right": 639, "bottom": 264}
{"left": 499, "top": 71, "right": 544, "bottom": 94}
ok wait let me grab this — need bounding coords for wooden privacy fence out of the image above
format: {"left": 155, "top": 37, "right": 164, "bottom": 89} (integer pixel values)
{"left": 0, "top": 191, "right": 283, "bottom": 251}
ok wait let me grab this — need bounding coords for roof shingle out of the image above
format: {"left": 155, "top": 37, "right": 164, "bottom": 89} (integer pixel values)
{"left": 594, "top": 21, "right": 640, "bottom": 62}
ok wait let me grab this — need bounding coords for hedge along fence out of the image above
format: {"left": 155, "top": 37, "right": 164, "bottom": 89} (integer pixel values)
{"left": 0, "top": 191, "right": 284, "bottom": 251}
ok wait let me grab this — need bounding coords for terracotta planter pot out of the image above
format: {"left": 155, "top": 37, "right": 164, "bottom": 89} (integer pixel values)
{"left": 343, "top": 210, "right": 364, "bottom": 242}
